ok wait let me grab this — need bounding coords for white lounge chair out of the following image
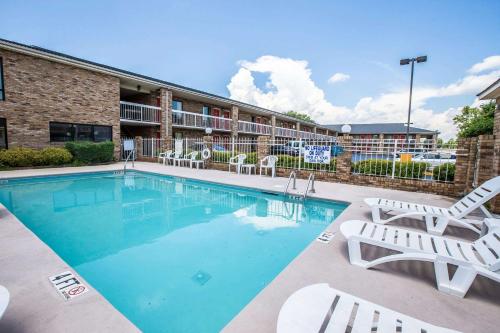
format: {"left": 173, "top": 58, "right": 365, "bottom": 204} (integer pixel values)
{"left": 188, "top": 151, "right": 201, "bottom": 169}
{"left": 228, "top": 154, "right": 246, "bottom": 174}
{"left": 158, "top": 150, "right": 172, "bottom": 165}
{"left": 174, "top": 152, "right": 192, "bottom": 167}
{"left": 364, "top": 176, "right": 500, "bottom": 235}
{"left": 0, "top": 285, "right": 9, "bottom": 320}
{"left": 277, "top": 284, "right": 460, "bottom": 333}
{"left": 340, "top": 220, "right": 500, "bottom": 297}
{"left": 169, "top": 151, "right": 182, "bottom": 166}
{"left": 259, "top": 155, "right": 278, "bottom": 177}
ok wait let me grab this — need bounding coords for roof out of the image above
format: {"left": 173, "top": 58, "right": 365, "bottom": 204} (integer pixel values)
{"left": 325, "top": 123, "right": 438, "bottom": 135}
{"left": 0, "top": 37, "right": 323, "bottom": 129}
{"left": 477, "top": 78, "right": 500, "bottom": 100}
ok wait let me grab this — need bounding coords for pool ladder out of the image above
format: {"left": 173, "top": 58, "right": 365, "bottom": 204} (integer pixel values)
{"left": 284, "top": 171, "right": 316, "bottom": 199}
{"left": 123, "top": 148, "right": 136, "bottom": 173}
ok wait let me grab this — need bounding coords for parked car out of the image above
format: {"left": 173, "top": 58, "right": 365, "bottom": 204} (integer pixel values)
{"left": 398, "top": 152, "right": 456, "bottom": 167}
{"left": 191, "top": 143, "right": 227, "bottom": 152}
{"left": 331, "top": 145, "right": 344, "bottom": 157}
{"left": 270, "top": 144, "right": 299, "bottom": 156}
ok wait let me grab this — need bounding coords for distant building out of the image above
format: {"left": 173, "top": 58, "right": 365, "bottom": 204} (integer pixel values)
{"left": 326, "top": 123, "right": 439, "bottom": 141}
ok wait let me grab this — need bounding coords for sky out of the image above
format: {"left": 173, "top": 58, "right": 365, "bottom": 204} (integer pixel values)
{"left": 1, "top": 0, "right": 499, "bottom": 139}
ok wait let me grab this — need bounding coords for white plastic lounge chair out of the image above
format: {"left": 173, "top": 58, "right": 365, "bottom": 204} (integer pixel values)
{"left": 188, "top": 151, "right": 201, "bottom": 169}
{"left": 340, "top": 220, "right": 500, "bottom": 297}
{"left": 277, "top": 284, "right": 460, "bottom": 333}
{"left": 228, "top": 154, "right": 246, "bottom": 174}
{"left": 158, "top": 150, "right": 172, "bottom": 165}
{"left": 364, "top": 176, "right": 500, "bottom": 235}
{"left": 170, "top": 151, "right": 182, "bottom": 166}
{"left": 259, "top": 155, "right": 278, "bottom": 177}
{"left": 174, "top": 152, "right": 191, "bottom": 167}
{"left": 0, "top": 285, "right": 9, "bottom": 320}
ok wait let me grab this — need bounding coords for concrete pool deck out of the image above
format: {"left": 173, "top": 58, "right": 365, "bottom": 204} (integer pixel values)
{"left": 0, "top": 162, "right": 498, "bottom": 333}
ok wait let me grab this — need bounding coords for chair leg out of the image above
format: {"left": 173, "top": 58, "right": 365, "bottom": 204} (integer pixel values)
{"left": 347, "top": 239, "right": 368, "bottom": 267}
{"left": 371, "top": 206, "right": 382, "bottom": 223}
{"left": 426, "top": 216, "right": 448, "bottom": 235}
{"left": 434, "top": 261, "right": 476, "bottom": 297}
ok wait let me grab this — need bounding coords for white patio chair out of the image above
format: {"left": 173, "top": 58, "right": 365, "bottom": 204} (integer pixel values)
{"left": 0, "top": 285, "right": 9, "bottom": 320}
{"left": 228, "top": 154, "right": 246, "bottom": 174}
{"left": 259, "top": 155, "right": 278, "bottom": 177}
{"left": 173, "top": 151, "right": 187, "bottom": 167}
{"left": 165, "top": 151, "right": 180, "bottom": 166}
{"left": 340, "top": 219, "right": 500, "bottom": 297}
{"left": 364, "top": 176, "right": 500, "bottom": 235}
{"left": 158, "top": 150, "right": 172, "bottom": 165}
{"left": 188, "top": 151, "right": 201, "bottom": 169}
{"left": 277, "top": 284, "right": 459, "bottom": 333}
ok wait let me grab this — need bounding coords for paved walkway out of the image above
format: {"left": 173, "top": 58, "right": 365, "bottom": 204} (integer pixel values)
{"left": 0, "top": 162, "right": 498, "bottom": 333}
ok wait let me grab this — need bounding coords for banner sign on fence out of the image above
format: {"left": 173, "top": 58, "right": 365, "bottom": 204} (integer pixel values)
{"left": 304, "top": 145, "right": 331, "bottom": 164}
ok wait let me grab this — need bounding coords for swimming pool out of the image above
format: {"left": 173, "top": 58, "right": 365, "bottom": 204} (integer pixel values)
{"left": 0, "top": 171, "right": 347, "bottom": 332}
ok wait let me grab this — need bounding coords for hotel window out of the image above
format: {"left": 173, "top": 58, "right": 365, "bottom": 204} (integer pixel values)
{"left": 172, "top": 100, "right": 183, "bottom": 111}
{"left": 202, "top": 106, "right": 210, "bottom": 115}
{"left": 0, "top": 57, "right": 4, "bottom": 101}
{"left": 50, "top": 122, "right": 112, "bottom": 142}
{"left": 0, "top": 118, "right": 7, "bottom": 149}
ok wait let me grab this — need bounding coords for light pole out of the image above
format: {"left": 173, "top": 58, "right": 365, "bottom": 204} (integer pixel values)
{"left": 400, "top": 55, "right": 427, "bottom": 145}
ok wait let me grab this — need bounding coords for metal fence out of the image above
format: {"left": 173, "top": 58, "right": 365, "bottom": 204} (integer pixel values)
{"left": 349, "top": 139, "right": 456, "bottom": 182}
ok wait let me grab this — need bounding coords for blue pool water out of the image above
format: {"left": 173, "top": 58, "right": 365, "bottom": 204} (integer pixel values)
{"left": 0, "top": 171, "right": 347, "bottom": 332}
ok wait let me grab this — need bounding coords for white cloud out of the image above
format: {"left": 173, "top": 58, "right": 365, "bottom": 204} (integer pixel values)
{"left": 328, "top": 72, "right": 350, "bottom": 84}
{"left": 468, "top": 55, "right": 500, "bottom": 74}
{"left": 227, "top": 55, "right": 500, "bottom": 140}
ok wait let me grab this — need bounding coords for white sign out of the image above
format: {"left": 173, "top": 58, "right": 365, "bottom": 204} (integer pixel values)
{"left": 317, "top": 231, "right": 335, "bottom": 243}
{"left": 175, "top": 139, "right": 184, "bottom": 156}
{"left": 304, "top": 145, "right": 331, "bottom": 164}
{"left": 123, "top": 139, "right": 134, "bottom": 151}
{"left": 49, "top": 271, "right": 88, "bottom": 300}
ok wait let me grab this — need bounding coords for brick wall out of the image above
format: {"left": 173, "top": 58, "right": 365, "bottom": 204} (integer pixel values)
{"left": 0, "top": 49, "right": 121, "bottom": 156}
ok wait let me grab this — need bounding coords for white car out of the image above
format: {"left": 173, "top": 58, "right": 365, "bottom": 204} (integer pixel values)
{"left": 403, "top": 152, "right": 456, "bottom": 167}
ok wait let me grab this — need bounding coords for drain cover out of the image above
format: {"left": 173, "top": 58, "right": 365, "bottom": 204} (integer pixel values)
{"left": 49, "top": 271, "right": 88, "bottom": 300}
{"left": 191, "top": 270, "right": 212, "bottom": 286}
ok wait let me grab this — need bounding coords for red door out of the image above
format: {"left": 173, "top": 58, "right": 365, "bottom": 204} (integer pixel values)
{"left": 212, "top": 108, "right": 221, "bottom": 129}
{"left": 223, "top": 110, "right": 230, "bottom": 130}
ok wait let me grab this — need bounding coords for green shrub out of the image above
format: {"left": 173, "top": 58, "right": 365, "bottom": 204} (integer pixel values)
{"left": 351, "top": 159, "right": 429, "bottom": 179}
{"left": 65, "top": 141, "right": 114, "bottom": 164}
{"left": 433, "top": 162, "right": 455, "bottom": 182}
{"left": 0, "top": 147, "right": 73, "bottom": 167}
{"left": 212, "top": 151, "right": 232, "bottom": 163}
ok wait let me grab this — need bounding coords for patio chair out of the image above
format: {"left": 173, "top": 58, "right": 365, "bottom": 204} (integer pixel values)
{"left": 176, "top": 152, "right": 195, "bottom": 167}
{"left": 340, "top": 219, "right": 500, "bottom": 297}
{"left": 158, "top": 150, "right": 173, "bottom": 165}
{"left": 259, "top": 155, "right": 278, "bottom": 177}
{"left": 228, "top": 154, "right": 246, "bottom": 174}
{"left": 188, "top": 151, "right": 202, "bottom": 169}
{"left": 277, "top": 284, "right": 459, "bottom": 333}
{"left": 0, "top": 285, "right": 9, "bottom": 320}
{"left": 364, "top": 176, "right": 500, "bottom": 235}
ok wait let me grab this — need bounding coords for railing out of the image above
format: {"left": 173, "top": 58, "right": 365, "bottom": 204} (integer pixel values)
{"left": 349, "top": 139, "right": 456, "bottom": 182}
{"left": 275, "top": 127, "right": 297, "bottom": 138}
{"left": 237, "top": 120, "right": 272, "bottom": 135}
{"left": 298, "top": 131, "right": 315, "bottom": 139}
{"left": 120, "top": 101, "right": 161, "bottom": 124}
{"left": 142, "top": 138, "right": 164, "bottom": 158}
{"left": 172, "top": 110, "right": 232, "bottom": 131}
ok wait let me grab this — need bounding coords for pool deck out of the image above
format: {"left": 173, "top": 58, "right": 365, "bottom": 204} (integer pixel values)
{"left": 0, "top": 162, "right": 498, "bottom": 333}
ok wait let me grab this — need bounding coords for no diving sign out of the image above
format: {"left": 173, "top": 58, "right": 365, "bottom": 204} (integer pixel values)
{"left": 49, "top": 271, "right": 88, "bottom": 300}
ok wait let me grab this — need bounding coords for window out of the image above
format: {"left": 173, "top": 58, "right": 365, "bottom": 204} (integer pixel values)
{"left": 202, "top": 106, "right": 210, "bottom": 115}
{"left": 172, "top": 100, "right": 183, "bottom": 111}
{"left": 0, "top": 57, "right": 4, "bottom": 101}
{"left": 50, "top": 122, "right": 112, "bottom": 142}
{"left": 0, "top": 118, "right": 7, "bottom": 149}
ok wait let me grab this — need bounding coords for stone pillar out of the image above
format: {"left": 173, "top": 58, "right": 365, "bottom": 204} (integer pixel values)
{"left": 325, "top": 129, "right": 329, "bottom": 136}
{"left": 161, "top": 88, "right": 173, "bottom": 150}
{"left": 135, "top": 136, "right": 143, "bottom": 159}
{"left": 454, "top": 137, "right": 475, "bottom": 196}
{"left": 231, "top": 105, "right": 239, "bottom": 137}
{"left": 313, "top": 126, "right": 317, "bottom": 134}
{"left": 257, "top": 136, "right": 270, "bottom": 162}
{"left": 475, "top": 135, "right": 499, "bottom": 212}
{"left": 492, "top": 98, "right": 500, "bottom": 212}
{"left": 271, "top": 115, "right": 276, "bottom": 141}
{"left": 296, "top": 122, "right": 301, "bottom": 140}
{"left": 203, "top": 135, "right": 213, "bottom": 168}
{"left": 335, "top": 136, "right": 353, "bottom": 182}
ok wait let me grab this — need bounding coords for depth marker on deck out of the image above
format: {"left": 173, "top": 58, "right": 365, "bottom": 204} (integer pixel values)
{"left": 317, "top": 231, "right": 335, "bottom": 243}
{"left": 49, "top": 271, "right": 88, "bottom": 300}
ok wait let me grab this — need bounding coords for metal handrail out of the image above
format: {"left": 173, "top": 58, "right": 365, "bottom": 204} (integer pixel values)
{"left": 303, "top": 173, "right": 316, "bottom": 198}
{"left": 123, "top": 148, "right": 136, "bottom": 173}
{"left": 284, "top": 170, "right": 297, "bottom": 195}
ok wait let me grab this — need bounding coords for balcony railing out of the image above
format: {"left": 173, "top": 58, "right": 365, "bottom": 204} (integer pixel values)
{"left": 120, "top": 101, "right": 161, "bottom": 124}
{"left": 275, "top": 127, "right": 297, "bottom": 138}
{"left": 172, "top": 110, "right": 232, "bottom": 131}
{"left": 237, "top": 120, "right": 272, "bottom": 135}
{"left": 298, "top": 131, "right": 315, "bottom": 139}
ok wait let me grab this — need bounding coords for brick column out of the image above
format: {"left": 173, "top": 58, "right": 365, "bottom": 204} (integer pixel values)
{"left": 135, "top": 136, "right": 143, "bottom": 159}
{"left": 203, "top": 135, "right": 213, "bottom": 168}
{"left": 492, "top": 98, "right": 500, "bottom": 212}
{"left": 454, "top": 138, "right": 475, "bottom": 196}
{"left": 335, "top": 136, "right": 352, "bottom": 182}
{"left": 271, "top": 115, "right": 276, "bottom": 141}
{"left": 257, "top": 136, "right": 270, "bottom": 162}
{"left": 296, "top": 122, "right": 301, "bottom": 139}
{"left": 161, "top": 89, "right": 173, "bottom": 150}
{"left": 231, "top": 105, "right": 239, "bottom": 137}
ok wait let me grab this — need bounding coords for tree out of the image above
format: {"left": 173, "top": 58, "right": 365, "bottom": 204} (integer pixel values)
{"left": 284, "top": 111, "right": 315, "bottom": 123}
{"left": 453, "top": 102, "right": 495, "bottom": 138}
